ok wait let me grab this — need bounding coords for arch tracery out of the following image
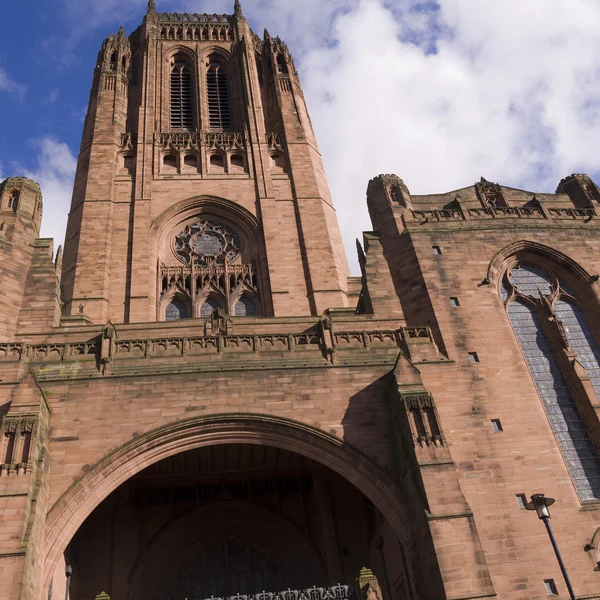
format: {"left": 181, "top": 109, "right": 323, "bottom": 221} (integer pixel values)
{"left": 153, "top": 197, "right": 265, "bottom": 321}
{"left": 497, "top": 245, "right": 600, "bottom": 501}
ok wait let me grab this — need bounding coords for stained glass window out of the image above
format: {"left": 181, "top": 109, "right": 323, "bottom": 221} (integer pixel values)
{"left": 505, "top": 264, "right": 600, "bottom": 501}
{"left": 509, "top": 264, "right": 553, "bottom": 297}
{"left": 235, "top": 297, "right": 257, "bottom": 317}
{"left": 166, "top": 299, "right": 188, "bottom": 321}
{"left": 200, "top": 299, "right": 220, "bottom": 318}
{"left": 554, "top": 299, "right": 600, "bottom": 399}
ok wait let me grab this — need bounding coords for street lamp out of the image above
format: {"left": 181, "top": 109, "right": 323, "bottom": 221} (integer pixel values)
{"left": 525, "top": 493, "right": 576, "bottom": 600}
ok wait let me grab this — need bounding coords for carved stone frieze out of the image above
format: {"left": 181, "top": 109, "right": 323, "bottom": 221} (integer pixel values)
{"left": 158, "top": 14, "right": 234, "bottom": 41}
{"left": 156, "top": 132, "right": 246, "bottom": 153}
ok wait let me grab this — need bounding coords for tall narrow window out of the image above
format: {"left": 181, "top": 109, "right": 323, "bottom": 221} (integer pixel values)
{"left": 207, "top": 62, "right": 231, "bottom": 129}
{"left": 7, "top": 190, "right": 19, "bottom": 211}
{"left": 504, "top": 263, "right": 600, "bottom": 500}
{"left": 170, "top": 58, "right": 193, "bottom": 130}
{"left": 4, "top": 431, "right": 15, "bottom": 464}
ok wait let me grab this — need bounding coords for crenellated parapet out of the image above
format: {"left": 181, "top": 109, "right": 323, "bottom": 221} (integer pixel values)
{"left": 367, "top": 172, "right": 600, "bottom": 233}
{"left": 157, "top": 14, "right": 235, "bottom": 42}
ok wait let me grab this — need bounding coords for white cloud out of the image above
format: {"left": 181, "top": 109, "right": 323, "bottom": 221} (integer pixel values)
{"left": 0, "top": 64, "right": 26, "bottom": 100}
{"left": 23, "top": 138, "right": 76, "bottom": 249}
{"left": 50, "top": 0, "right": 600, "bottom": 274}
{"left": 294, "top": 0, "right": 600, "bottom": 271}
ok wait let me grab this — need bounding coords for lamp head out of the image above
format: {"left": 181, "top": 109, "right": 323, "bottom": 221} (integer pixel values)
{"left": 525, "top": 493, "right": 555, "bottom": 519}
{"left": 594, "top": 562, "right": 600, "bottom": 572}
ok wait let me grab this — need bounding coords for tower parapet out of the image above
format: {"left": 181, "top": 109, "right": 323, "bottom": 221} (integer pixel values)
{"left": 556, "top": 173, "right": 600, "bottom": 208}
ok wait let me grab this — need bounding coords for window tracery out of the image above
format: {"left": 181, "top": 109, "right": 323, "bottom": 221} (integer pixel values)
{"left": 161, "top": 219, "right": 261, "bottom": 320}
{"left": 503, "top": 263, "right": 600, "bottom": 500}
{"left": 174, "top": 221, "right": 240, "bottom": 267}
{"left": 7, "top": 190, "right": 19, "bottom": 211}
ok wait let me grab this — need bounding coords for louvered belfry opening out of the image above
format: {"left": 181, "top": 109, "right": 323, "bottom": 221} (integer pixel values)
{"left": 170, "top": 58, "right": 194, "bottom": 130}
{"left": 207, "top": 62, "right": 231, "bottom": 129}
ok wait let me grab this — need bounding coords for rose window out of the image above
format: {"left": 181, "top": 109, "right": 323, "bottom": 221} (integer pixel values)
{"left": 174, "top": 220, "right": 240, "bottom": 266}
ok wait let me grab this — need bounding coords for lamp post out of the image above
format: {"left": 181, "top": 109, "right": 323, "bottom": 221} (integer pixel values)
{"left": 525, "top": 493, "right": 576, "bottom": 600}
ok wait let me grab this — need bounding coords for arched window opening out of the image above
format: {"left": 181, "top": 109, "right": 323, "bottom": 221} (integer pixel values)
{"left": 209, "top": 154, "right": 225, "bottom": 173}
{"left": 166, "top": 299, "right": 189, "bottom": 321}
{"left": 161, "top": 219, "right": 262, "bottom": 321}
{"left": 163, "top": 154, "right": 178, "bottom": 173}
{"left": 7, "top": 190, "right": 19, "bottom": 211}
{"left": 230, "top": 154, "right": 244, "bottom": 172}
{"left": 504, "top": 263, "right": 600, "bottom": 501}
{"left": 110, "top": 52, "right": 117, "bottom": 71}
{"left": 207, "top": 62, "right": 231, "bottom": 130}
{"left": 171, "top": 58, "right": 194, "bottom": 130}
{"left": 276, "top": 54, "right": 288, "bottom": 74}
{"left": 183, "top": 154, "right": 198, "bottom": 171}
{"left": 235, "top": 297, "right": 257, "bottom": 317}
{"left": 121, "top": 56, "right": 127, "bottom": 73}
{"left": 200, "top": 298, "right": 221, "bottom": 318}
{"left": 554, "top": 299, "right": 600, "bottom": 397}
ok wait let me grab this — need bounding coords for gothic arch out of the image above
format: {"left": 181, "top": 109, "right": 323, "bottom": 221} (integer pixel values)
{"left": 151, "top": 195, "right": 260, "bottom": 242}
{"left": 487, "top": 240, "right": 596, "bottom": 293}
{"left": 165, "top": 44, "right": 198, "bottom": 64}
{"left": 42, "top": 413, "right": 414, "bottom": 592}
{"left": 199, "top": 45, "right": 231, "bottom": 65}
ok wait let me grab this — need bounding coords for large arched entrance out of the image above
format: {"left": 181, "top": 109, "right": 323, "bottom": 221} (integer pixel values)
{"left": 43, "top": 415, "right": 424, "bottom": 599}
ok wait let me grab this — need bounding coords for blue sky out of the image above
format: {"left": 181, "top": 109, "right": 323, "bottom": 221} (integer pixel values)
{"left": 2, "top": 0, "right": 600, "bottom": 274}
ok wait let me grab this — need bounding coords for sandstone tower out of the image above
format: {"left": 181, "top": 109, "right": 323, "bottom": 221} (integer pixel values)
{"left": 2, "top": 2, "right": 600, "bottom": 600}
{"left": 60, "top": 0, "right": 349, "bottom": 325}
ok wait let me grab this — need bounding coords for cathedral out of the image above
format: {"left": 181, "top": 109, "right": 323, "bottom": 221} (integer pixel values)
{"left": 2, "top": 2, "right": 600, "bottom": 599}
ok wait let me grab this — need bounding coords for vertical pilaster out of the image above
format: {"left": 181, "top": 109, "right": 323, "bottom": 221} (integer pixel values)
{"left": 62, "top": 29, "right": 131, "bottom": 323}
{"left": 265, "top": 37, "right": 349, "bottom": 313}
{"left": 127, "top": 15, "right": 157, "bottom": 323}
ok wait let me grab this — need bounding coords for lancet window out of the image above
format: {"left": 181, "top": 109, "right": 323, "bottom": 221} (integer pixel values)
{"left": 170, "top": 56, "right": 194, "bottom": 130}
{"left": 160, "top": 219, "right": 260, "bottom": 321}
{"left": 207, "top": 61, "right": 231, "bottom": 130}
{"left": 502, "top": 263, "right": 600, "bottom": 501}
